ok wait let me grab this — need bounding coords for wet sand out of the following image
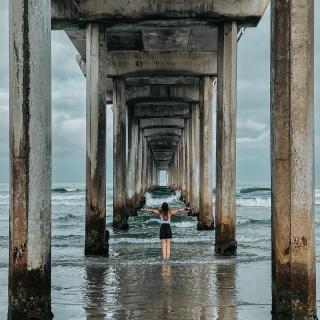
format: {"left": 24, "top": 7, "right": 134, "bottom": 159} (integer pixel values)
{"left": 1, "top": 254, "right": 272, "bottom": 320}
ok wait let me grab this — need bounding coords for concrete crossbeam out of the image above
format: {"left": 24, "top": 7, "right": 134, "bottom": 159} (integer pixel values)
{"left": 52, "top": 0, "right": 270, "bottom": 29}
{"left": 106, "top": 51, "right": 217, "bottom": 76}
{"left": 143, "top": 128, "right": 182, "bottom": 137}
{"left": 134, "top": 103, "right": 190, "bottom": 118}
{"left": 126, "top": 84, "right": 200, "bottom": 102}
{"left": 147, "top": 136, "right": 181, "bottom": 143}
{"left": 140, "top": 118, "right": 185, "bottom": 129}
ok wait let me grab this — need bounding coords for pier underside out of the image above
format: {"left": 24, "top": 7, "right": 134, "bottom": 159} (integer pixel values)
{"left": 7, "top": 0, "right": 317, "bottom": 319}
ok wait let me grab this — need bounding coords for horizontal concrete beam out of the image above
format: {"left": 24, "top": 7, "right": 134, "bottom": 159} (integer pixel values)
{"left": 149, "top": 141, "right": 178, "bottom": 147}
{"left": 106, "top": 51, "right": 217, "bottom": 76}
{"left": 125, "top": 76, "right": 200, "bottom": 86}
{"left": 144, "top": 128, "right": 182, "bottom": 137}
{"left": 52, "top": 0, "right": 270, "bottom": 29}
{"left": 151, "top": 147, "right": 175, "bottom": 152}
{"left": 126, "top": 84, "right": 199, "bottom": 102}
{"left": 134, "top": 104, "right": 190, "bottom": 118}
{"left": 140, "top": 118, "right": 185, "bottom": 129}
{"left": 146, "top": 136, "right": 181, "bottom": 143}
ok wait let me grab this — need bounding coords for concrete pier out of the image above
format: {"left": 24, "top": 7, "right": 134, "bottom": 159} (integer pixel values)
{"left": 215, "top": 22, "right": 238, "bottom": 255}
{"left": 85, "top": 23, "right": 107, "bottom": 255}
{"left": 271, "top": 0, "right": 317, "bottom": 318}
{"left": 6, "top": 0, "right": 304, "bottom": 315}
{"left": 127, "top": 108, "right": 139, "bottom": 216}
{"left": 9, "top": 0, "right": 52, "bottom": 318}
{"left": 198, "top": 77, "right": 214, "bottom": 230}
{"left": 113, "top": 79, "right": 129, "bottom": 229}
{"left": 189, "top": 104, "right": 200, "bottom": 214}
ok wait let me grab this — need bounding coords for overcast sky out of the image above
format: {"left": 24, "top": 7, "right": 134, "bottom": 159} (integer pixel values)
{"left": 0, "top": 2, "right": 319, "bottom": 186}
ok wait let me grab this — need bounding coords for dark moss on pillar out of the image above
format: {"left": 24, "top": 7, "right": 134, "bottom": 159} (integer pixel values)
{"left": 8, "top": 265, "right": 53, "bottom": 320}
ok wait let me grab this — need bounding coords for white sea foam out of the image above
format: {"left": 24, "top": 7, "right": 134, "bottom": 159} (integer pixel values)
{"left": 237, "top": 218, "right": 251, "bottom": 225}
{"left": 144, "top": 218, "right": 196, "bottom": 228}
{"left": 236, "top": 197, "right": 271, "bottom": 207}
{"left": 173, "top": 221, "right": 196, "bottom": 228}
{"left": 145, "top": 190, "right": 182, "bottom": 208}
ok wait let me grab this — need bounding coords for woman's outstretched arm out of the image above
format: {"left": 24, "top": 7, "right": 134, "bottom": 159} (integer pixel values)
{"left": 143, "top": 208, "right": 160, "bottom": 215}
{"left": 170, "top": 207, "right": 186, "bottom": 215}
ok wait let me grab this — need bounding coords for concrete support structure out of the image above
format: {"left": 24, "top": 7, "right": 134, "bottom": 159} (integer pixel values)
{"left": 215, "top": 22, "right": 238, "bottom": 255}
{"left": 113, "top": 79, "right": 129, "bottom": 229}
{"left": 198, "top": 77, "right": 214, "bottom": 230}
{"left": 127, "top": 107, "right": 139, "bottom": 216}
{"left": 9, "top": 0, "right": 52, "bottom": 319}
{"left": 189, "top": 103, "right": 200, "bottom": 214}
{"left": 271, "top": 0, "right": 317, "bottom": 318}
{"left": 135, "top": 126, "right": 143, "bottom": 208}
{"left": 85, "top": 23, "right": 107, "bottom": 255}
{"left": 184, "top": 118, "right": 190, "bottom": 205}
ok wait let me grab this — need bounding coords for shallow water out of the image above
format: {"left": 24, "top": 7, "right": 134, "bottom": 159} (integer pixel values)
{"left": 0, "top": 184, "right": 320, "bottom": 319}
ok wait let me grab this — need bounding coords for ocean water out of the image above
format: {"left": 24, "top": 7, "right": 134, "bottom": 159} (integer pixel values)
{"left": 0, "top": 183, "right": 320, "bottom": 319}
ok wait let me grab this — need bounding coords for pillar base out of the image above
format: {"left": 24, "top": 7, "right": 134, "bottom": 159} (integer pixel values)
{"left": 8, "top": 267, "right": 53, "bottom": 320}
{"left": 271, "top": 310, "right": 318, "bottom": 320}
{"left": 126, "top": 203, "right": 136, "bottom": 217}
{"left": 197, "top": 221, "right": 215, "bottom": 231}
{"left": 85, "top": 216, "right": 108, "bottom": 256}
{"left": 215, "top": 241, "right": 237, "bottom": 256}
{"left": 112, "top": 222, "right": 129, "bottom": 230}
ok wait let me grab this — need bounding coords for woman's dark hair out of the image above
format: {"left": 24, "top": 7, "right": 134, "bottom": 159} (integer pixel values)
{"left": 161, "top": 202, "right": 169, "bottom": 214}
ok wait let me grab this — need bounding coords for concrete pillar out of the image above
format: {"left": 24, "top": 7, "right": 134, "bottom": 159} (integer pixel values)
{"left": 215, "top": 22, "right": 237, "bottom": 254}
{"left": 113, "top": 79, "right": 128, "bottom": 229}
{"left": 174, "top": 151, "right": 179, "bottom": 190}
{"left": 127, "top": 107, "right": 138, "bottom": 216}
{"left": 142, "top": 137, "right": 148, "bottom": 194}
{"left": 271, "top": 0, "right": 316, "bottom": 317}
{"left": 190, "top": 103, "right": 200, "bottom": 214}
{"left": 181, "top": 132, "right": 186, "bottom": 202}
{"left": 184, "top": 118, "right": 190, "bottom": 204}
{"left": 198, "top": 77, "right": 214, "bottom": 230}
{"left": 135, "top": 126, "right": 143, "bottom": 209}
{"left": 198, "top": 76, "right": 214, "bottom": 230}
{"left": 85, "top": 24, "right": 107, "bottom": 256}
{"left": 9, "top": 0, "right": 52, "bottom": 318}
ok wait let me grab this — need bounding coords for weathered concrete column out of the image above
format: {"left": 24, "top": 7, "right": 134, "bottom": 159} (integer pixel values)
{"left": 113, "top": 79, "right": 128, "bottom": 229}
{"left": 198, "top": 76, "right": 214, "bottom": 230}
{"left": 215, "top": 22, "right": 237, "bottom": 254}
{"left": 9, "top": 0, "right": 52, "bottom": 318}
{"left": 271, "top": 0, "right": 317, "bottom": 318}
{"left": 189, "top": 103, "right": 200, "bottom": 214}
{"left": 174, "top": 151, "right": 179, "bottom": 190}
{"left": 184, "top": 118, "right": 190, "bottom": 204}
{"left": 135, "top": 125, "right": 143, "bottom": 209}
{"left": 85, "top": 23, "right": 107, "bottom": 255}
{"left": 181, "top": 133, "right": 187, "bottom": 202}
{"left": 142, "top": 137, "right": 148, "bottom": 194}
{"left": 127, "top": 107, "right": 138, "bottom": 216}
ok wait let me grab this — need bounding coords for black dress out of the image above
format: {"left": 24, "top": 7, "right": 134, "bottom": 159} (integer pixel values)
{"left": 159, "top": 214, "right": 172, "bottom": 239}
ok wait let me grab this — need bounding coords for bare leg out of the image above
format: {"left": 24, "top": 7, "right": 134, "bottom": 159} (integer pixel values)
{"left": 166, "top": 239, "right": 171, "bottom": 259}
{"left": 161, "top": 239, "right": 167, "bottom": 260}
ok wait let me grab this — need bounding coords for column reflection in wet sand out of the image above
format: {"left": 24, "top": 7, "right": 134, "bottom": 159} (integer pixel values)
{"left": 81, "top": 259, "right": 238, "bottom": 320}
{"left": 83, "top": 260, "right": 111, "bottom": 319}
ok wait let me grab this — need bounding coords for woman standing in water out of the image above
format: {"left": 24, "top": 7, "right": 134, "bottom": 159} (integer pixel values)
{"left": 144, "top": 202, "right": 185, "bottom": 260}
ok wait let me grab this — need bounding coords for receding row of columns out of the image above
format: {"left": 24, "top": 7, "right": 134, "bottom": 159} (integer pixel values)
{"left": 8, "top": 0, "right": 316, "bottom": 318}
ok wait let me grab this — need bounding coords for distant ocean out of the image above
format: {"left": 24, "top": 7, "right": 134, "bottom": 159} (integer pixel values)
{"left": 1, "top": 183, "right": 320, "bottom": 319}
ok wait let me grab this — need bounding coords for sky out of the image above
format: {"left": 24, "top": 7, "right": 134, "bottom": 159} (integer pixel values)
{"left": 0, "top": 2, "right": 319, "bottom": 186}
